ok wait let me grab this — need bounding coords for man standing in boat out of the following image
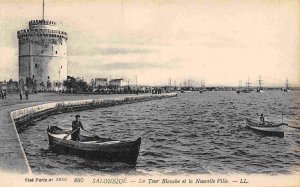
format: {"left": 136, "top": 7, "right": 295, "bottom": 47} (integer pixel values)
{"left": 259, "top": 114, "right": 265, "bottom": 124}
{"left": 71, "top": 115, "right": 85, "bottom": 141}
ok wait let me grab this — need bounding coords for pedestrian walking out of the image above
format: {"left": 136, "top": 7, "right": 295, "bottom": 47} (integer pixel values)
{"left": 0, "top": 89, "right": 3, "bottom": 99}
{"left": 25, "top": 89, "right": 29, "bottom": 100}
{"left": 19, "top": 89, "right": 23, "bottom": 100}
{"left": 3, "top": 90, "right": 7, "bottom": 99}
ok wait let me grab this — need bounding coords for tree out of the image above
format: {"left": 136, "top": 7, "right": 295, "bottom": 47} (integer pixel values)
{"left": 77, "top": 79, "right": 88, "bottom": 92}
{"left": 63, "top": 76, "right": 88, "bottom": 93}
{"left": 63, "top": 76, "right": 76, "bottom": 91}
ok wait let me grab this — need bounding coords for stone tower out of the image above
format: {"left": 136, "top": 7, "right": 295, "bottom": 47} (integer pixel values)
{"left": 17, "top": 18, "right": 68, "bottom": 90}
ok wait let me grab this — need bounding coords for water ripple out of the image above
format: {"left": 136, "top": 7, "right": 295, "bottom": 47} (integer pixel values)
{"left": 18, "top": 91, "right": 300, "bottom": 174}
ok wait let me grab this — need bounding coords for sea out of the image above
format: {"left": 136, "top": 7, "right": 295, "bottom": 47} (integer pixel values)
{"left": 18, "top": 91, "right": 300, "bottom": 175}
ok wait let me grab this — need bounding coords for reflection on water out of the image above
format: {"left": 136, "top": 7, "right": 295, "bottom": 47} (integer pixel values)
{"left": 19, "top": 91, "right": 300, "bottom": 175}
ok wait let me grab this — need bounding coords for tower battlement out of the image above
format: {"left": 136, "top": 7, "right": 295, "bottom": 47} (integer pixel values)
{"left": 17, "top": 19, "right": 67, "bottom": 40}
{"left": 29, "top": 19, "right": 56, "bottom": 27}
{"left": 17, "top": 29, "right": 68, "bottom": 40}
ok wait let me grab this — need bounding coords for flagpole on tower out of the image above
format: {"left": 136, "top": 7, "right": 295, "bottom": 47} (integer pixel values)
{"left": 43, "top": 0, "right": 45, "bottom": 20}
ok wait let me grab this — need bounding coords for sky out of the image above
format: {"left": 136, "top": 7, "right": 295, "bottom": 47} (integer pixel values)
{"left": 0, "top": 0, "right": 299, "bottom": 87}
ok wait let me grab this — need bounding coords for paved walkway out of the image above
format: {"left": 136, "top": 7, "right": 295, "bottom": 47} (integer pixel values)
{"left": 0, "top": 93, "right": 143, "bottom": 174}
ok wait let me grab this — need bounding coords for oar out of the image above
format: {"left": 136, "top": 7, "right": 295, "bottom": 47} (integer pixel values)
{"left": 277, "top": 122, "right": 300, "bottom": 129}
{"left": 285, "top": 124, "right": 300, "bottom": 129}
{"left": 281, "top": 107, "right": 286, "bottom": 123}
{"left": 83, "top": 129, "right": 99, "bottom": 137}
{"left": 288, "top": 125, "right": 300, "bottom": 129}
{"left": 41, "top": 128, "right": 79, "bottom": 156}
{"left": 279, "top": 106, "right": 300, "bottom": 129}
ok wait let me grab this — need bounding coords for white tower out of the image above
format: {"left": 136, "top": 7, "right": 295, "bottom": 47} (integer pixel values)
{"left": 17, "top": 1, "right": 67, "bottom": 90}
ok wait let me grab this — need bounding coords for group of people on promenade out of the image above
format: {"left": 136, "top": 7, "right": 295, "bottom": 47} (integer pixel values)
{"left": 19, "top": 88, "right": 29, "bottom": 100}
{"left": 0, "top": 88, "right": 30, "bottom": 100}
{"left": 152, "top": 88, "right": 162, "bottom": 94}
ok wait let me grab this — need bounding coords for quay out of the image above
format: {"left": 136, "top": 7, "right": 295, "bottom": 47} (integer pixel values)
{"left": 0, "top": 92, "right": 177, "bottom": 174}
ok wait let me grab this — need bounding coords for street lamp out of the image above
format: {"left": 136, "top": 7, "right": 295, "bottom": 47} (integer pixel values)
{"left": 58, "top": 65, "right": 62, "bottom": 91}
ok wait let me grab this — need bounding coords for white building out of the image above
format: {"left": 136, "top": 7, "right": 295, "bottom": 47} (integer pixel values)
{"left": 18, "top": 7, "right": 68, "bottom": 91}
{"left": 109, "top": 79, "right": 124, "bottom": 87}
{"left": 94, "top": 78, "right": 108, "bottom": 87}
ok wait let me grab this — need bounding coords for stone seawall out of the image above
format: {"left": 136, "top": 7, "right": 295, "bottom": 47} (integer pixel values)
{"left": 5, "top": 93, "right": 177, "bottom": 173}
{"left": 11, "top": 93, "right": 177, "bottom": 129}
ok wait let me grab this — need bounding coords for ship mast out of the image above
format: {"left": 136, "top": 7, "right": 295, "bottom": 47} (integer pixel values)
{"left": 238, "top": 80, "right": 243, "bottom": 88}
{"left": 258, "top": 76, "right": 263, "bottom": 90}
{"left": 285, "top": 78, "right": 289, "bottom": 90}
{"left": 246, "top": 78, "right": 251, "bottom": 89}
{"left": 201, "top": 80, "right": 205, "bottom": 88}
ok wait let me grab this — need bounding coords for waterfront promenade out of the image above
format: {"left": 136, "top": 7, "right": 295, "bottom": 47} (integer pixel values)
{"left": 0, "top": 92, "right": 175, "bottom": 174}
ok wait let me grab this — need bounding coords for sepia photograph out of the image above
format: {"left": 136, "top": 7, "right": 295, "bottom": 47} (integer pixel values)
{"left": 0, "top": 0, "right": 299, "bottom": 186}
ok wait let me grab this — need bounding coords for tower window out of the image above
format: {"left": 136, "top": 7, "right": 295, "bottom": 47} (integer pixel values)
{"left": 32, "top": 75, "right": 35, "bottom": 79}
{"left": 48, "top": 76, "right": 50, "bottom": 79}
{"left": 35, "top": 64, "right": 38, "bottom": 68}
{"left": 55, "top": 51, "right": 58, "bottom": 54}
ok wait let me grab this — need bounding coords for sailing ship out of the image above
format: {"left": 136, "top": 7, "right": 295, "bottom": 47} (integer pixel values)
{"left": 241, "top": 78, "right": 252, "bottom": 93}
{"left": 236, "top": 80, "right": 242, "bottom": 93}
{"left": 199, "top": 80, "right": 206, "bottom": 93}
{"left": 283, "top": 78, "right": 290, "bottom": 92}
{"left": 180, "top": 79, "right": 194, "bottom": 93}
{"left": 256, "top": 76, "right": 264, "bottom": 92}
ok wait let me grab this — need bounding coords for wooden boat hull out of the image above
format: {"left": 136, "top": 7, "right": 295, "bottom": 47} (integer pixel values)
{"left": 181, "top": 90, "right": 192, "bottom": 93}
{"left": 47, "top": 126, "right": 141, "bottom": 166}
{"left": 241, "top": 89, "right": 252, "bottom": 93}
{"left": 246, "top": 119, "right": 284, "bottom": 137}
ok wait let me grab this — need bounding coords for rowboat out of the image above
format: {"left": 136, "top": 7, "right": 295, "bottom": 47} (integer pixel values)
{"left": 47, "top": 126, "right": 141, "bottom": 166}
{"left": 241, "top": 89, "right": 252, "bottom": 93}
{"left": 256, "top": 89, "right": 264, "bottom": 93}
{"left": 246, "top": 119, "right": 285, "bottom": 137}
{"left": 181, "top": 90, "right": 192, "bottom": 93}
{"left": 199, "top": 89, "right": 206, "bottom": 93}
